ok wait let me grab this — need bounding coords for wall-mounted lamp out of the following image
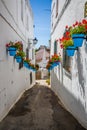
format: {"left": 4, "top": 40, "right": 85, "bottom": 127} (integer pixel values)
{"left": 33, "top": 37, "right": 38, "bottom": 45}
{"left": 28, "top": 37, "right": 38, "bottom": 45}
{"left": 27, "top": 37, "right": 38, "bottom": 50}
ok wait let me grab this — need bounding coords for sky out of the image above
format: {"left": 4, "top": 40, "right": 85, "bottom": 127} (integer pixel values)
{"left": 29, "top": 0, "right": 51, "bottom": 48}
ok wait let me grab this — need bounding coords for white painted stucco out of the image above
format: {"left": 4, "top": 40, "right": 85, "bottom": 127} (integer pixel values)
{"left": 51, "top": 0, "right": 87, "bottom": 128}
{"left": 0, "top": 0, "right": 36, "bottom": 121}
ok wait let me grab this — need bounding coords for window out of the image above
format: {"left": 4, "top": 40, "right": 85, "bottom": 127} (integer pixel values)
{"left": 19, "top": 44, "right": 23, "bottom": 69}
{"left": 21, "top": 0, "right": 23, "bottom": 22}
{"left": 26, "top": 47, "right": 29, "bottom": 59}
{"left": 32, "top": 49, "right": 34, "bottom": 59}
{"left": 56, "top": 0, "right": 58, "bottom": 18}
{"left": 54, "top": 41, "right": 57, "bottom": 54}
{"left": 63, "top": 49, "right": 71, "bottom": 73}
{"left": 30, "top": 72, "right": 32, "bottom": 84}
{"left": 84, "top": 2, "right": 87, "bottom": 17}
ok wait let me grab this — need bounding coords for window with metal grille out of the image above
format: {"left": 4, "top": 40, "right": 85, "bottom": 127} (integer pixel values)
{"left": 19, "top": 44, "right": 23, "bottom": 69}
{"left": 63, "top": 49, "right": 71, "bottom": 73}
{"left": 84, "top": 2, "right": 87, "bottom": 17}
{"left": 30, "top": 72, "right": 32, "bottom": 84}
{"left": 54, "top": 41, "right": 57, "bottom": 54}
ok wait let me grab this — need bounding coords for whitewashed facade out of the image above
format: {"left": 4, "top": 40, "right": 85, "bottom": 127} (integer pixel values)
{"left": 36, "top": 45, "right": 50, "bottom": 79}
{"left": 0, "top": 0, "right": 35, "bottom": 121}
{"left": 51, "top": 0, "right": 87, "bottom": 128}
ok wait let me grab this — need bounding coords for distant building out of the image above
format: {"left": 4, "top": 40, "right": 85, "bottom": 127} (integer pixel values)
{"left": 0, "top": 0, "right": 36, "bottom": 121}
{"left": 51, "top": 0, "right": 87, "bottom": 129}
{"left": 35, "top": 45, "right": 50, "bottom": 79}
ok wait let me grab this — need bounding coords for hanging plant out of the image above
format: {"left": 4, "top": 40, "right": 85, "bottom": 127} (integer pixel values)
{"left": 15, "top": 51, "right": 25, "bottom": 63}
{"left": 6, "top": 41, "right": 23, "bottom": 56}
{"left": 46, "top": 54, "right": 61, "bottom": 71}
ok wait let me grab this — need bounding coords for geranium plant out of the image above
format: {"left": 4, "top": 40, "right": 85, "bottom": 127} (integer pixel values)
{"left": 51, "top": 53, "right": 61, "bottom": 62}
{"left": 46, "top": 53, "right": 61, "bottom": 71}
{"left": 23, "top": 58, "right": 31, "bottom": 63}
{"left": 69, "top": 19, "right": 87, "bottom": 35}
{"left": 6, "top": 41, "right": 23, "bottom": 50}
{"left": 59, "top": 30, "right": 74, "bottom": 49}
{"left": 15, "top": 51, "right": 25, "bottom": 58}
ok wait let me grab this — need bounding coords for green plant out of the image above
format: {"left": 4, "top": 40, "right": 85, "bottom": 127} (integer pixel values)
{"left": 23, "top": 58, "right": 31, "bottom": 63}
{"left": 15, "top": 41, "right": 23, "bottom": 50}
{"left": 46, "top": 79, "right": 50, "bottom": 85}
{"left": 51, "top": 54, "right": 61, "bottom": 62}
{"left": 69, "top": 19, "right": 87, "bottom": 35}
{"left": 6, "top": 41, "right": 23, "bottom": 50}
{"left": 59, "top": 31, "right": 74, "bottom": 49}
{"left": 16, "top": 51, "right": 25, "bottom": 58}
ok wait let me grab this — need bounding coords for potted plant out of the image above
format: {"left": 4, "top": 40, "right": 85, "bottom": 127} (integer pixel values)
{"left": 6, "top": 41, "right": 17, "bottom": 56}
{"left": 15, "top": 51, "right": 25, "bottom": 63}
{"left": 6, "top": 41, "right": 23, "bottom": 56}
{"left": 14, "top": 41, "right": 23, "bottom": 50}
{"left": 46, "top": 54, "right": 61, "bottom": 71}
{"left": 46, "top": 62, "right": 53, "bottom": 72}
{"left": 69, "top": 19, "right": 87, "bottom": 47}
{"left": 23, "top": 58, "right": 31, "bottom": 69}
{"left": 30, "top": 63, "right": 36, "bottom": 71}
{"left": 51, "top": 54, "right": 61, "bottom": 66}
{"left": 59, "top": 31, "right": 76, "bottom": 56}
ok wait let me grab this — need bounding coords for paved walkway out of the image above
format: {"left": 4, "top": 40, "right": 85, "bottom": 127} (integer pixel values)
{"left": 0, "top": 84, "right": 86, "bottom": 130}
{"left": 36, "top": 79, "right": 50, "bottom": 87}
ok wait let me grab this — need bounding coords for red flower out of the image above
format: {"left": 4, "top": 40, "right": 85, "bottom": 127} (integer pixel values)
{"left": 65, "top": 31, "right": 70, "bottom": 36}
{"left": 75, "top": 21, "right": 79, "bottom": 26}
{"left": 73, "top": 24, "right": 75, "bottom": 27}
{"left": 60, "top": 44, "right": 64, "bottom": 49}
{"left": 85, "top": 25, "right": 87, "bottom": 30}
{"left": 65, "top": 25, "right": 68, "bottom": 29}
{"left": 82, "top": 19, "right": 87, "bottom": 24}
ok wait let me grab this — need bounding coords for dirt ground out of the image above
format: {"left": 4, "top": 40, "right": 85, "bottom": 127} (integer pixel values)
{"left": 0, "top": 84, "right": 86, "bottom": 130}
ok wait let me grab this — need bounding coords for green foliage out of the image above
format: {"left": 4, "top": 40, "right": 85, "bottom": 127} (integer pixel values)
{"left": 16, "top": 51, "right": 25, "bottom": 58}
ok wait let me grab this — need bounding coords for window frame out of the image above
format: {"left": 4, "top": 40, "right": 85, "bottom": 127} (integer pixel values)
{"left": 84, "top": 2, "right": 87, "bottom": 17}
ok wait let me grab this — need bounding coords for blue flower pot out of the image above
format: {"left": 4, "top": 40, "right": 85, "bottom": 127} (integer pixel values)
{"left": 72, "top": 34, "right": 85, "bottom": 47}
{"left": 66, "top": 46, "right": 76, "bottom": 56}
{"left": 32, "top": 69, "right": 36, "bottom": 72}
{"left": 15, "top": 56, "right": 22, "bottom": 63}
{"left": 53, "top": 62, "right": 60, "bottom": 67}
{"left": 23, "top": 62, "right": 31, "bottom": 69}
{"left": 23, "top": 62, "right": 29, "bottom": 68}
{"left": 8, "top": 47, "right": 16, "bottom": 56}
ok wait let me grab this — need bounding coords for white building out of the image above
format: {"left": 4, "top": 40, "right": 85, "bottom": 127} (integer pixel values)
{"left": 51, "top": 0, "right": 87, "bottom": 128}
{"left": 0, "top": 0, "right": 36, "bottom": 121}
{"left": 36, "top": 45, "right": 50, "bottom": 79}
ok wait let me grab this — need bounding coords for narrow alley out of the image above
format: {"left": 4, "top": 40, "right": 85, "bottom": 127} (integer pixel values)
{"left": 0, "top": 83, "right": 86, "bottom": 130}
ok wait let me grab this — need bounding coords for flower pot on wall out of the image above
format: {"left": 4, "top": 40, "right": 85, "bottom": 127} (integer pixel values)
{"left": 23, "top": 62, "right": 31, "bottom": 69}
{"left": 23, "top": 62, "right": 29, "bottom": 68}
{"left": 8, "top": 47, "right": 16, "bottom": 56}
{"left": 53, "top": 62, "right": 60, "bottom": 67}
{"left": 15, "top": 56, "right": 22, "bottom": 63}
{"left": 66, "top": 46, "right": 76, "bottom": 56}
{"left": 72, "top": 34, "right": 85, "bottom": 47}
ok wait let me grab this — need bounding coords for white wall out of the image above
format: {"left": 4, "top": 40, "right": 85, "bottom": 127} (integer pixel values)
{"left": 0, "top": 0, "right": 35, "bottom": 121}
{"left": 51, "top": 0, "right": 87, "bottom": 128}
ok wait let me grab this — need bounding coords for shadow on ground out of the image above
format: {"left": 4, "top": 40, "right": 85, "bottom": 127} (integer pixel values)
{"left": 0, "top": 84, "right": 86, "bottom": 130}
